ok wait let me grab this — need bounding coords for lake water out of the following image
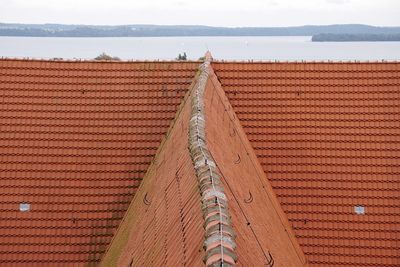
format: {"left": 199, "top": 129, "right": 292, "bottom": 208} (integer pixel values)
{"left": 0, "top": 36, "right": 399, "bottom": 61}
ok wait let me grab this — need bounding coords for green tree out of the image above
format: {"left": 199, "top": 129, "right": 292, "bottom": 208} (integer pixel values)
{"left": 94, "top": 52, "right": 120, "bottom": 61}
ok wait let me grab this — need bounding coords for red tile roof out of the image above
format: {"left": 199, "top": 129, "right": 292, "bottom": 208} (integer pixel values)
{"left": 0, "top": 59, "right": 198, "bottom": 265}
{"left": 101, "top": 67, "right": 205, "bottom": 266}
{"left": 102, "top": 57, "right": 306, "bottom": 266}
{"left": 212, "top": 61, "right": 400, "bottom": 267}
{"left": 2, "top": 57, "right": 399, "bottom": 267}
{"left": 204, "top": 67, "right": 306, "bottom": 266}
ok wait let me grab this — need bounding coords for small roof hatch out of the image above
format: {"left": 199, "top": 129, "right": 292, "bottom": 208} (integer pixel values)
{"left": 19, "top": 203, "right": 30, "bottom": 212}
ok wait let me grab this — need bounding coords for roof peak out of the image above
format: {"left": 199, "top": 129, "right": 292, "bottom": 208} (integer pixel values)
{"left": 204, "top": 51, "right": 213, "bottom": 62}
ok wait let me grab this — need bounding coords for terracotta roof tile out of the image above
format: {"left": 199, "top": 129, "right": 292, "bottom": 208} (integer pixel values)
{"left": 100, "top": 73, "right": 205, "bottom": 266}
{"left": 3, "top": 57, "right": 399, "bottom": 266}
{"left": 102, "top": 56, "right": 306, "bottom": 266}
{"left": 212, "top": 61, "right": 400, "bottom": 267}
{"left": 0, "top": 58, "right": 198, "bottom": 265}
{"left": 203, "top": 67, "right": 307, "bottom": 266}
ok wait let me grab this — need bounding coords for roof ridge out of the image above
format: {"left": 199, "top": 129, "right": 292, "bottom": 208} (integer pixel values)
{"left": 188, "top": 55, "right": 237, "bottom": 266}
{"left": 212, "top": 60, "right": 400, "bottom": 63}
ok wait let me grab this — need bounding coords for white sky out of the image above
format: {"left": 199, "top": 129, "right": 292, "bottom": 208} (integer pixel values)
{"left": 1, "top": 0, "right": 399, "bottom": 26}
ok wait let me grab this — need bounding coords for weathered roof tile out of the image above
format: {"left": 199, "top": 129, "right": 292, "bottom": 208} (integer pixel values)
{"left": 0, "top": 58, "right": 198, "bottom": 265}
{"left": 212, "top": 61, "right": 400, "bottom": 267}
{"left": 1, "top": 57, "right": 399, "bottom": 266}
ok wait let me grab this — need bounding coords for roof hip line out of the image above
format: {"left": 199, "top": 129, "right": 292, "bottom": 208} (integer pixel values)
{"left": 188, "top": 53, "right": 237, "bottom": 266}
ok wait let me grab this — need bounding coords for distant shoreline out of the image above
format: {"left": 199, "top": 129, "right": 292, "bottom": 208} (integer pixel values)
{"left": 1, "top": 23, "right": 400, "bottom": 38}
{"left": 312, "top": 33, "right": 400, "bottom": 42}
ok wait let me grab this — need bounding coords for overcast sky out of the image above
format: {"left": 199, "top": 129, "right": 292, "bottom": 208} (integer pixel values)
{"left": 1, "top": 0, "right": 399, "bottom": 27}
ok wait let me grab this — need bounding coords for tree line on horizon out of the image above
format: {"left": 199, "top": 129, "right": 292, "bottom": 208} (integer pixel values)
{"left": 312, "top": 33, "right": 400, "bottom": 42}
{"left": 1, "top": 23, "right": 400, "bottom": 37}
